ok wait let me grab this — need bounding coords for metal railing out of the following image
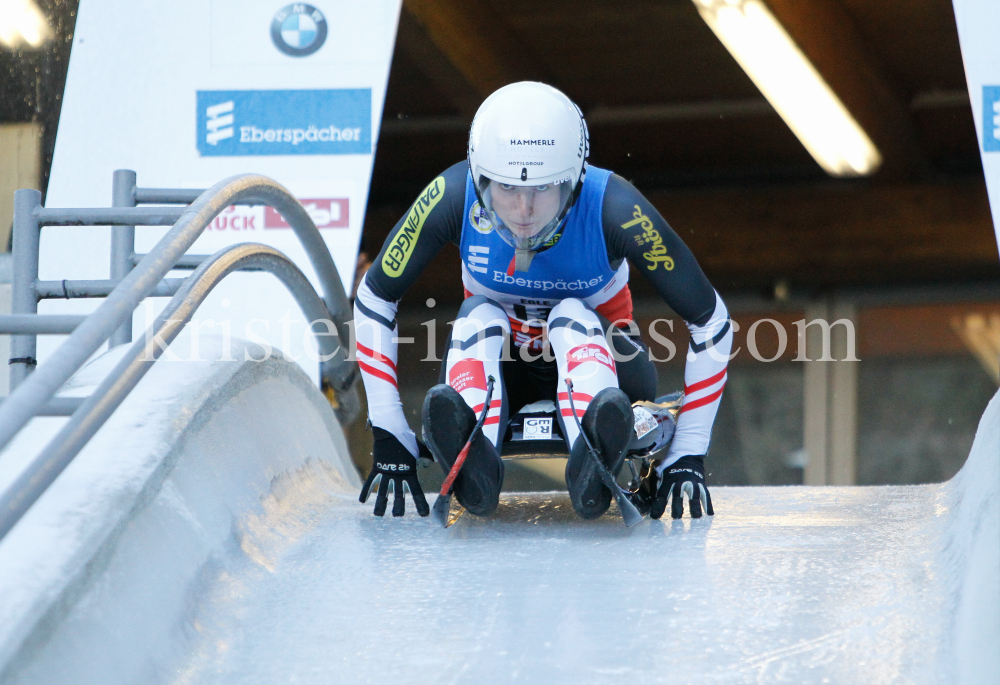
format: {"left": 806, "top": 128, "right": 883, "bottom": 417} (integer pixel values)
{"left": 0, "top": 171, "right": 360, "bottom": 540}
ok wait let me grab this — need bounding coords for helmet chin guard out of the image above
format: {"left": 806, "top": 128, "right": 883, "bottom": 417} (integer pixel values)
{"left": 468, "top": 82, "right": 589, "bottom": 268}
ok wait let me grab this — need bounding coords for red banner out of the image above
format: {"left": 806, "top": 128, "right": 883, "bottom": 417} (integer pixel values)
{"left": 264, "top": 198, "right": 349, "bottom": 229}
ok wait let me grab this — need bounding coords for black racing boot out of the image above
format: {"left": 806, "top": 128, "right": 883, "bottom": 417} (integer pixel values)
{"left": 565, "top": 387, "right": 633, "bottom": 519}
{"left": 422, "top": 384, "right": 504, "bottom": 516}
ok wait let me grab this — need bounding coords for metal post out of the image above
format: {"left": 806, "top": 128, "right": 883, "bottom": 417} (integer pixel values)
{"left": 10, "top": 189, "right": 41, "bottom": 389}
{"left": 109, "top": 169, "right": 137, "bottom": 347}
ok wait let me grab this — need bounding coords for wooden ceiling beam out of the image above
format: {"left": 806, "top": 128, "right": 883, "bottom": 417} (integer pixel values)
{"left": 763, "top": 0, "right": 927, "bottom": 180}
{"left": 378, "top": 97, "right": 778, "bottom": 135}
{"left": 642, "top": 180, "right": 998, "bottom": 291}
{"left": 402, "top": 0, "right": 543, "bottom": 100}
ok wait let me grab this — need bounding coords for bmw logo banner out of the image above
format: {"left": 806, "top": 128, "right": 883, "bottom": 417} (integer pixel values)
{"left": 41, "top": 0, "right": 397, "bottom": 384}
{"left": 271, "top": 4, "right": 328, "bottom": 57}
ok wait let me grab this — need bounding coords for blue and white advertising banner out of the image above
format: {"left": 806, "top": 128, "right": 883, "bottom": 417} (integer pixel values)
{"left": 952, "top": 0, "right": 1000, "bottom": 256}
{"left": 43, "top": 0, "right": 402, "bottom": 379}
{"left": 982, "top": 86, "right": 1000, "bottom": 153}
{"left": 196, "top": 89, "right": 372, "bottom": 156}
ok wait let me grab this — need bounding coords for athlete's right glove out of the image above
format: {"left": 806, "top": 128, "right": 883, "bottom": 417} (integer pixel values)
{"left": 360, "top": 427, "right": 431, "bottom": 517}
{"left": 650, "top": 455, "right": 715, "bottom": 519}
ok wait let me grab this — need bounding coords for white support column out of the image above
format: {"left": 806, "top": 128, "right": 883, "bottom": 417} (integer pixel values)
{"left": 803, "top": 300, "right": 829, "bottom": 485}
{"left": 0, "top": 123, "right": 41, "bottom": 397}
{"left": 828, "top": 300, "right": 858, "bottom": 485}
{"left": 0, "top": 123, "right": 42, "bottom": 253}
{"left": 802, "top": 297, "right": 859, "bottom": 485}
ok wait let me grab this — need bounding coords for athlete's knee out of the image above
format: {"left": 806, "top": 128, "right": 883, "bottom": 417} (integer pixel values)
{"left": 456, "top": 296, "right": 509, "bottom": 333}
{"left": 547, "top": 298, "right": 598, "bottom": 325}
{"left": 458, "top": 294, "right": 504, "bottom": 319}
{"left": 546, "top": 299, "right": 612, "bottom": 369}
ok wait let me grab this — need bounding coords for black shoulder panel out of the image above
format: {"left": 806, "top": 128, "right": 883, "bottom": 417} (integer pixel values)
{"left": 366, "top": 161, "right": 468, "bottom": 302}
{"left": 602, "top": 174, "right": 717, "bottom": 326}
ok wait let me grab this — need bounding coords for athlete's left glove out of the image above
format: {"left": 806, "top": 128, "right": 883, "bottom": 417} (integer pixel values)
{"left": 651, "top": 455, "right": 715, "bottom": 519}
{"left": 360, "top": 427, "right": 431, "bottom": 517}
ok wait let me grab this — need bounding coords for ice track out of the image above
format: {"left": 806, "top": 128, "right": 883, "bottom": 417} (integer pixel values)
{"left": 0, "top": 340, "right": 996, "bottom": 684}
{"left": 180, "top": 486, "right": 954, "bottom": 685}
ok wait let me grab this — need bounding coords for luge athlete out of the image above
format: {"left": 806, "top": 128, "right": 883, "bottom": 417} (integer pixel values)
{"left": 355, "top": 82, "right": 732, "bottom": 521}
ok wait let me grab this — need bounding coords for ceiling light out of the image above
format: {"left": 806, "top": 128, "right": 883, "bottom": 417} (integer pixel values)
{"left": 692, "top": 0, "right": 881, "bottom": 176}
{"left": 0, "top": 0, "right": 52, "bottom": 49}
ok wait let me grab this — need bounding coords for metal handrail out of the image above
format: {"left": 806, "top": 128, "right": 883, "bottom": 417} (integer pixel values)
{"left": 0, "top": 242, "right": 342, "bottom": 539}
{"left": 34, "top": 278, "right": 186, "bottom": 299}
{"left": 2, "top": 173, "right": 356, "bottom": 440}
{"left": 36, "top": 207, "right": 187, "bottom": 226}
{"left": 0, "top": 315, "right": 86, "bottom": 334}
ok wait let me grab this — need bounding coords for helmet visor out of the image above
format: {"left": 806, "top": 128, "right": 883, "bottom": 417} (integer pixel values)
{"left": 477, "top": 176, "right": 574, "bottom": 251}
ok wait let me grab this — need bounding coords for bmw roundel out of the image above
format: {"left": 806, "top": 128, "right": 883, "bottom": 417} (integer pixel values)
{"left": 271, "top": 4, "right": 328, "bottom": 57}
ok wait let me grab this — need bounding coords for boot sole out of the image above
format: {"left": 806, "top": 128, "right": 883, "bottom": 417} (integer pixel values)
{"left": 565, "top": 388, "right": 633, "bottom": 519}
{"left": 422, "top": 384, "right": 504, "bottom": 516}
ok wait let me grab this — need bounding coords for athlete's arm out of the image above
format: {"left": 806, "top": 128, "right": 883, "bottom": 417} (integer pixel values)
{"left": 602, "top": 174, "right": 732, "bottom": 468}
{"left": 355, "top": 161, "right": 467, "bottom": 456}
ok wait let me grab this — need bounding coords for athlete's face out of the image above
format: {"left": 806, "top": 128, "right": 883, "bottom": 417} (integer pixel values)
{"left": 489, "top": 183, "right": 562, "bottom": 240}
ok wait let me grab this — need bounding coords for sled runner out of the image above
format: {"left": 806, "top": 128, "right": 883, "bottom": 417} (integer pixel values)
{"left": 501, "top": 391, "right": 683, "bottom": 496}
{"left": 435, "top": 391, "right": 683, "bottom": 527}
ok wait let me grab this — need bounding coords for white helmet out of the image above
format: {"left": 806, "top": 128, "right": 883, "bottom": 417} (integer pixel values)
{"left": 468, "top": 82, "right": 589, "bottom": 259}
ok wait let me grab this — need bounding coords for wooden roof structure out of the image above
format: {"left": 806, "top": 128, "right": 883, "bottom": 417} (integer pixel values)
{"left": 367, "top": 0, "right": 998, "bottom": 301}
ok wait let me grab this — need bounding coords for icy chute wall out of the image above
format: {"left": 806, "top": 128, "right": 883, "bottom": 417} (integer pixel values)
{"left": 944, "top": 391, "right": 1000, "bottom": 684}
{"left": 0, "top": 336, "right": 360, "bottom": 684}
{"left": 949, "top": 4, "right": 1000, "bottom": 679}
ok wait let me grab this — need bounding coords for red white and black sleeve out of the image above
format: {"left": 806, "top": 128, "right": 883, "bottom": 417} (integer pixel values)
{"left": 602, "top": 174, "right": 732, "bottom": 468}
{"left": 354, "top": 162, "right": 467, "bottom": 456}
